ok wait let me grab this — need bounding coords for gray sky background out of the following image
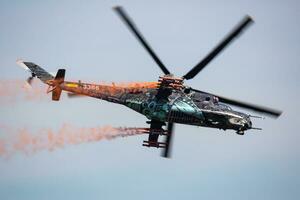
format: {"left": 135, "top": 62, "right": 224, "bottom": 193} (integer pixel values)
{"left": 0, "top": 0, "right": 299, "bottom": 199}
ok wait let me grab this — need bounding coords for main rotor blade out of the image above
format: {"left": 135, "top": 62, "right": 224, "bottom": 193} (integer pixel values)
{"left": 191, "top": 88, "right": 282, "bottom": 118}
{"left": 161, "top": 122, "right": 174, "bottom": 158}
{"left": 183, "top": 16, "right": 254, "bottom": 80}
{"left": 114, "top": 6, "right": 171, "bottom": 75}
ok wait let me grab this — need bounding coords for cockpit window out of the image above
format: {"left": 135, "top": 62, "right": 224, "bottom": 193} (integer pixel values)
{"left": 218, "top": 103, "right": 232, "bottom": 110}
{"left": 213, "top": 96, "right": 219, "bottom": 103}
{"left": 205, "top": 97, "right": 210, "bottom": 101}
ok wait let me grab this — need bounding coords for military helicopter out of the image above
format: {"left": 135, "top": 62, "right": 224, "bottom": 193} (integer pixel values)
{"left": 17, "top": 6, "right": 281, "bottom": 158}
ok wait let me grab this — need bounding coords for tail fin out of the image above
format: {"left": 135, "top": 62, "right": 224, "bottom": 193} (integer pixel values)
{"left": 17, "top": 60, "right": 67, "bottom": 101}
{"left": 54, "top": 69, "right": 65, "bottom": 84}
{"left": 17, "top": 60, "right": 54, "bottom": 83}
{"left": 52, "top": 69, "right": 65, "bottom": 101}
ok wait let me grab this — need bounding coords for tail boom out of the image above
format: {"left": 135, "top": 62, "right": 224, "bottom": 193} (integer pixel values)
{"left": 18, "top": 60, "right": 155, "bottom": 104}
{"left": 60, "top": 81, "right": 126, "bottom": 104}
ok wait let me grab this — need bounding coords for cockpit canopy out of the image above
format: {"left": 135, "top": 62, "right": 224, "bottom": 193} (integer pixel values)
{"left": 190, "top": 91, "right": 232, "bottom": 111}
{"left": 191, "top": 92, "right": 218, "bottom": 103}
{"left": 218, "top": 103, "right": 232, "bottom": 111}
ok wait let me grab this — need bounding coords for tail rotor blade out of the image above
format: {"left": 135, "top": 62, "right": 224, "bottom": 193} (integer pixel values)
{"left": 26, "top": 76, "right": 34, "bottom": 85}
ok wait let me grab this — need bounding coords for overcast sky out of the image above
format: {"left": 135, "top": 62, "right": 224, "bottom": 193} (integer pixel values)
{"left": 0, "top": 0, "right": 299, "bottom": 200}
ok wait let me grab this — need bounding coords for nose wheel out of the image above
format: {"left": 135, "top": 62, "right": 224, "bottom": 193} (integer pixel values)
{"left": 236, "top": 130, "right": 244, "bottom": 135}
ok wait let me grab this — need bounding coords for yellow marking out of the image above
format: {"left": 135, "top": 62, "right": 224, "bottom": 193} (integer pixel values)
{"left": 66, "top": 83, "right": 78, "bottom": 88}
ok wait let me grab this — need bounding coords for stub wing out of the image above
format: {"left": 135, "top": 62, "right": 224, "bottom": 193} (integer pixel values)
{"left": 142, "top": 120, "right": 166, "bottom": 148}
{"left": 142, "top": 120, "right": 174, "bottom": 158}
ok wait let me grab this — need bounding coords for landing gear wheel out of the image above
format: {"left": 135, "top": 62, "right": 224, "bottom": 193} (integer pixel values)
{"left": 236, "top": 130, "right": 244, "bottom": 135}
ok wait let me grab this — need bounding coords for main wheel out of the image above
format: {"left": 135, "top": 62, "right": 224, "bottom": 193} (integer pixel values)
{"left": 236, "top": 130, "right": 244, "bottom": 135}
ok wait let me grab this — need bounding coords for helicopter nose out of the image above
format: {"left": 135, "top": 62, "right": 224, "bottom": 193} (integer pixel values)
{"left": 243, "top": 117, "right": 252, "bottom": 130}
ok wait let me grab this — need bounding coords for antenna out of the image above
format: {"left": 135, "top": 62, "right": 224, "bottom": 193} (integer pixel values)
{"left": 249, "top": 115, "right": 265, "bottom": 119}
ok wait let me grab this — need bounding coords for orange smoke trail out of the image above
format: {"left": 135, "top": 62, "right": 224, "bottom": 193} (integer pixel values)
{"left": 0, "top": 79, "right": 158, "bottom": 102}
{"left": 110, "top": 81, "right": 158, "bottom": 95}
{"left": 73, "top": 81, "right": 158, "bottom": 89}
{"left": 103, "top": 81, "right": 158, "bottom": 96}
{"left": 97, "top": 81, "right": 158, "bottom": 88}
{"left": 0, "top": 124, "right": 145, "bottom": 157}
{"left": 111, "top": 81, "right": 158, "bottom": 89}
{"left": 66, "top": 81, "right": 158, "bottom": 97}
{"left": 0, "top": 79, "right": 47, "bottom": 103}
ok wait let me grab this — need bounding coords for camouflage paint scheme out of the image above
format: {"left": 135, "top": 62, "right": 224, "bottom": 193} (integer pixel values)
{"left": 16, "top": 7, "right": 281, "bottom": 157}
{"left": 20, "top": 62, "right": 252, "bottom": 135}
{"left": 63, "top": 82, "right": 251, "bottom": 133}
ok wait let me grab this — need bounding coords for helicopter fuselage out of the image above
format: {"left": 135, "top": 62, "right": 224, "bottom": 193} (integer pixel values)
{"left": 60, "top": 80, "right": 252, "bottom": 134}
{"left": 17, "top": 4, "right": 281, "bottom": 158}
{"left": 123, "top": 89, "right": 252, "bottom": 134}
